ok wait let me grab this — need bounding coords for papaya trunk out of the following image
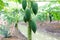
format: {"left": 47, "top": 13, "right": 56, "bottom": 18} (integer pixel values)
{"left": 28, "top": 24, "right": 32, "bottom": 40}
{"left": 27, "top": 0, "right": 32, "bottom": 40}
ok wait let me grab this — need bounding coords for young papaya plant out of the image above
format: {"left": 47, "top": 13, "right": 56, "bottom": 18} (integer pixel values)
{"left": 21, "top": 0, "right": 38, "bottom": 40}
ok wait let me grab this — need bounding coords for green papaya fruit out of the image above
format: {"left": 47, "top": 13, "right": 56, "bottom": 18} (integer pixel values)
{"left": 29, "top": 20, "right": 37, "bottom": 33}
{"left": 31, "top": 2, "right": 38, "bottom": 15}
{"left": 25, "top": 8, "right": 31, "bottom": 21}
{"left": 22, "top": 0, "right": 27, "bottom": 10}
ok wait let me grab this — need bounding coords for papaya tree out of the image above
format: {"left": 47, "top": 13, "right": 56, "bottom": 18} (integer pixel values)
{"left": 21, "top": 0, "right": 38, "bottom": 40}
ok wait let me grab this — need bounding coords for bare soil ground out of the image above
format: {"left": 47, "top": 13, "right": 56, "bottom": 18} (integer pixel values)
{"left": 36, "top": 21, "right": 60, "bottom": 37}
{"left": 0, "top": 21, "right": 60, "bottom": 40}
{"left": 0, "top": 22, "right": 27, "bottom": 40}
{"left": 2, "top": 31, "right": 27, "bottom": 40}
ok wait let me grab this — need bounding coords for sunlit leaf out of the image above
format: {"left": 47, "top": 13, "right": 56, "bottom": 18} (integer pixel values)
{"left": 0, "top": 0, "right": 4, "bottom": 11}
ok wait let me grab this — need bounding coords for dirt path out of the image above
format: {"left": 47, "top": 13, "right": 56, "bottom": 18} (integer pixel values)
{"left": 36, "top": 21, "right": 60, "bottom": 38}
{"left": 18, "top": 21, "right": 60, "bottom": 40}
{"left": 19, "top": 21, "right": 60, "bottom": 37}
{"left": 0, "top": 22, "right": 27, "bottom": 40}
{"left": 0, "top": 30, "right": 27, "bottom": 40}
{"left": 0, "top": 21, "right": 60, "bottom": 40}
{"left": 2, "top": 29, "right": 27, "bottom": 40}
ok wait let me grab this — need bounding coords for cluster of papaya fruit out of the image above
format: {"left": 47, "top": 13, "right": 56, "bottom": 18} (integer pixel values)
{"left": 22, "top": 0, "right": 38, "bottom": 33}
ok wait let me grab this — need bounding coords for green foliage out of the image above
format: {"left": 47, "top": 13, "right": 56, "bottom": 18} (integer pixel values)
{"left": 3, "top": 9, "right": 20, "bottom": 24}
{"left": 22, "top": 0, "right": 27, "bottom": 10}
{"left": 57, "top": 0, "right": 60, "bottom": 3}
{"left": 0, "top": 0, "right": 4, "bottom": 11}
{"left": 0, "top": 25, "right": 9, "bottom": 38}
{"left": 18, "top": 0, "right": 22, "bottom": 3}
{"left": 29, "top": 20, "right": 37, "bottom": 33}
{"left": 36, "top": 12, "right": 47, "bottom": 22}
{"left": 49, "top": 5, "right": 60, "bottom": 21}
{"left": 34, "top": 2, "right": 60, "bottom": 22}
{"left": 31, "top": 2, "right": 38, "bottom": 15}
